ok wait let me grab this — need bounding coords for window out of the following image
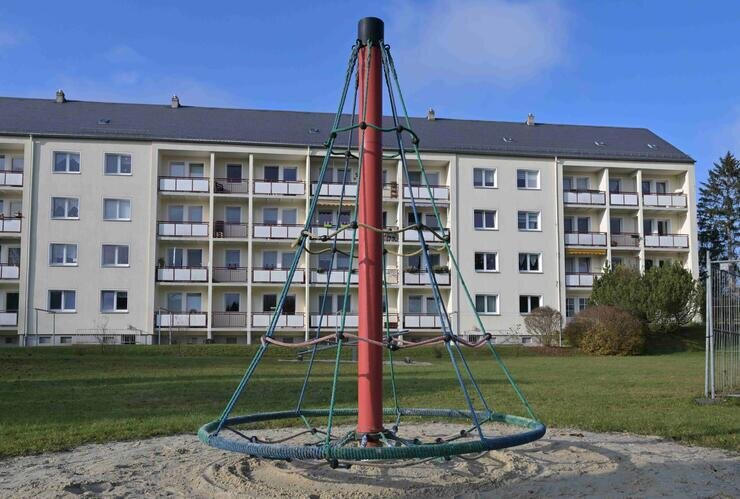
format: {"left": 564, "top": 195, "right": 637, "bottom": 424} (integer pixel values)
{"left": 282, "top": 209, "right": 297, "bottom": 225}
{"left": 565, "top": 298, "right": 575, "bottom": 317}
{"left": 11, "top": 157, "right": 23, "bottom": 171}
{"left": 104, "top": 154, "right": 132, "bottom": 175}
{"left": 49, "top": 290, "right": 76, "bottom": 312}
{"left": 38, "top": 336, "right": 51, "bottom": 344}
{"left": 475, "top": 294, "right": 499, "bottom": 314}
{"left": 263, "top": 251, "right": 278, "bottom": 269}
{"left": 578, "top": 298, "right": 589, "bottom": 313}
{"left": 641, "top": 180, "right": 651, "bottom": 194}
{"left": 566, "top": 216, "right": 591, "bottom": 233}
{"left": 189, "top": 163, "right": 204, "bottom": 177}
{"left": 517, "top": 211, "right": 540, "bottom": 231}
{"left": 224, "top": 293, "right": 240, "bottom": 312}
{"left": 407, "top": 295, "right": 423, "bottom": 313}
{"left": 609, "top": 178, "right": 621, "bottom": 193}
{"left": 122, "top": 335, "right": 136, "bottom": 345}
{"left": 169, "top": 162, "right": 186, "bottom": 176}
{"left": 611, "top": 256, "right": 623, "bottom": 268}
{"left": 655, "top": 181, "right": 667, "bottom": 194}
{"left": 283, "top": 167, "right": 298, "bottom": 181}
{"left": 576, "top": 177, "right": 590, "bottom": 190}
{"left": 60, "top": 336, "right": 72, "bottom": 344}
{"left": 226, "top": 164, "right": 242, "bottom": 181}
{"left": 103, "top": 199, "right": 131, "bottom": 221}
{"left": 53, "top": 152, "right": 80, "bottom": 173}
{"left": 7, "top": 292, "right": 18, "bottom": 311}
{"left": 518, "top": 253, "right": 541, "bottom": 272}
{"left": 263, "top": 207, "right": 278, "bottom": 225}
{"left": 186, "top": 293, "right": 201, "bottom": 312}
{"left": 474, "top": 252, "right": 497, "bottom": 272}
{"left": 263, "top": 294, "right": 277, "bottom": 312}
{"left": 473, "top": 210, "right": 497, "bottom": 230}
{"left": 102, "top": 245, "right": 129, "bottom": 266}
{"left": 225, "top": 250, "right": 240, "bottom": 268}
{"left": 264, "top": 166, "right": 280, "bottom": 181}
{"left": 519, "top": 295, "right": 542, "bottom": 314}
{"left": 610, "top": 217, "right": 622, "bottom": 234}
{"left": 516, "top": 169, "right": 539, "bottom": 189}
{"left": 473, "top": 168, "right": 496, "bottom": 188}
{"left": 225, "top": 206, "right": 241, "bottom": 223}
{"left": 50, "top": 243, "right": 77, "bottom": 266}
{"left": 167, "top": 292, "right": 182, "bottom": 312}
{"left": 51, "top": 197, "right": 79, "bottom": 219}
{"left": 101, "top": 290, "right": 128, "bottom": 312}
{"left": 8, "top": 247, "right": 20, "bottom": 266}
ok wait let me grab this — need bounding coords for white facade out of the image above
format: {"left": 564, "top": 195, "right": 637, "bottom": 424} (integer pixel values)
{"left": 0, "top": 130, "right": 698, "bottom": 346}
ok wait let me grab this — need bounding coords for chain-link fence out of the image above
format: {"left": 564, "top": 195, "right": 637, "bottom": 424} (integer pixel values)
{"left": 706, "top": 260, "right": 740, "bottom": 398}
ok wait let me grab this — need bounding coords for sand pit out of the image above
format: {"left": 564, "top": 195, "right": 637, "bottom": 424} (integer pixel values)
{"left": 0, "top": 425, "right": 737, "bottom": 498}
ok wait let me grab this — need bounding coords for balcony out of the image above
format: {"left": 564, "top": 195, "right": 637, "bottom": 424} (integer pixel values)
{"left": 155, "top": 312, "right": 207, "bottom": 328}
{"left": 0, "top": 215, "right": 21, "bottom": 233}
{"left": 253, "top": 179, "right": 305, "bottom": 196}
{"left": 311, "top": 224, "right": 356, "bottom": 241}
{"left": 214, "top": 221, "right": 248, "bottom": 239}
{"left": 403, "top": 184, "right": 449, "bottom": 202}
{"left": 310, "top": 269, "right": 359, "bottom": 285}
{"left": 214, "top": 178, "right": 249, "bottom": 194}
{"left": 0, "top": 263, "right": 19, "bottom": 279}
{"left": 212, "top": 312, "right": 248, "bottom": 328}
{"left": 644, "top": 233, "right": 689, "bottom": 249}
{"left": 158, "top": 176, "right": 209, "bottom": 193}
{"left": 564, "top": 232, "right": 607, "bottom": 247}
{"left": 0, "top": 170, "right": 23, "bottom": 187}
{"left": 213, "top": 266, "right": 248, "bottom": 283}
{"left": 310, "top": 313, "right": 359, "bottom": 328}
{"left": 610, "top": 233, "right": 640, "bottom": 248}
{"left": 404, "top": 314, "right": 444, "bottom": 329}
{"left": 609, "top": 191, "right": 639, "bottom": 207}
{"left": 157, "top": 221, "right": 208, "bottom": 237}
{"left": 643, "top": 193, "right": 687, "bottom": 209}
{"left": 383, "top": 182, "right": 399, "bottom": 198}
{"left": 565, "top": 273, "right": 601, "bottom": 287}
{"left": 403, "top": 269, "right": 451, "bottom": 286}
{"left": 563, "top": 189, "right": 606, "bottom": 206}
{"left": 0, "top": 311, "right": 17, "bottom": 326}
{"left": 402, "top": 227, "right": 449, "bottom": 244}
{"left": 311, "top": 182, "right": 357, "bottom": 198}
{"left": 156, "top": 266, "right": 208, "bottom": 282}
{"left": 253, "top": 267, "right": 305, "bottom": 284}
{"left": 253, "top": 223, "right": 303, "bottom": 240}
{"left": 252, "top": 312, "right": 305, "bottom": 328}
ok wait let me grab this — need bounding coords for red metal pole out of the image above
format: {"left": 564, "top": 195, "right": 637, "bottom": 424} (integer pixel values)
{"left": 356, "top": 17, "right": 384, "bottom": 438}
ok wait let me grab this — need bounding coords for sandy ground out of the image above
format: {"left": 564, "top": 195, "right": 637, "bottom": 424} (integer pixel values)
{"left": 0, "top": 425, "right": 737, "bottom": 498}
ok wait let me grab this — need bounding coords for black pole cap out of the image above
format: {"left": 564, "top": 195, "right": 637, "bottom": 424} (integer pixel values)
{"left": 358, "top": 17, "right": 384, "bottom": 44}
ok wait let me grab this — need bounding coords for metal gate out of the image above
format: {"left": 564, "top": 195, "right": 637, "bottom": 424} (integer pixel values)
{"left": 705, "top": 260, "right": 740, "bottom": 398}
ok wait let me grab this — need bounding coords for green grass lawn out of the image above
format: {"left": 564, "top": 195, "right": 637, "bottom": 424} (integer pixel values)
{"left": 0, "top": 343, "right": 737, "bottom": 458}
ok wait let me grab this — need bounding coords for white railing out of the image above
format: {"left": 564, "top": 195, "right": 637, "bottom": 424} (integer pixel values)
{"left": 310, "top": 269, "right": 359, "bottom": 284}
{"left": 253, "top": 180, "right": 305, "bottom": 196}
{"left": 402, "top": 227, "right": 449, "bottom": 243}
{"left": 155, "top": 312, "right": 207, "bottom": 328}
{"left": 253, "top": 268, "right": 305, "bottom": 283}
{"left": 157, "top": 221, "right": 208, "bottom": 237}
{"left": 311, "top": 182, "right": 358, "bottom": 197}
{"left": 564, "top": 232, "right": 607, "bottom": 246}
{"left": 0, "top": 311, "right": 17, "bottom": 326}
{"left": 404, "top": 314, "right": 444, "bottom": 329}
{"left": 644, "top": 233, "right": 689, "bottom": 248}
{"left": 403, "top": 185, "right": 450, "bottom": 201}
{"left": 0, "top": 170, "right": 23, "bottom": 187}
{"left": 609, "top": 192, "right": 639, "bottom": 206}
{"left": 0, "top": 264, "right": 19, "bottom": 279}
{"left": 310, "top": 314, "right": 359, "bottom": 328}
{"left": 563, "top": 190, "right": 606, "bottom": 205}
{"left": 643, "top": 193, "right": 687, "bottom": 209}
{"left": 158, "top": 176, "right": 209, "bottom": 193}
{"left": 403, "top": 271, "right": 451, "bottom": 286}
{"left": 565, "top": 273, "right": 601, "bottom": 287}
{"left": 311, "top": 225, "right": 356, "bottom": 241}
{"left": 252, "top": 313, "right": 305, "bottom": 328}
{"left": 0, "top": 216, "right": 22, "bottom": 233}
{"left": 156, "top": 266, "right": 208, "bottom": 282}
{"left": 252, "top": 224, "right": 303, "bottom": 239}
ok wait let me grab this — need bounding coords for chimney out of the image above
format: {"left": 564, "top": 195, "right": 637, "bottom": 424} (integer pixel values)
{"left": 427, "top": 107, "right": 436, "bottom": 121}
{"left": 526, "top": 113, "right": 535, "bottom": 126}
{"left": 55, "top": 89, "right": 66, "bottom": 104}
{"left": 170, "top": 95, "right": 180, "bottom": 109}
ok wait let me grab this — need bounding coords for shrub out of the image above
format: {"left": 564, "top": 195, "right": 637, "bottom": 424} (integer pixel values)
{"left": 590, "top": 265, "right": 646, "bottom": 320}
{"left": 523, "top": 306, "right": 562, "bottom": 347}
{"left": 564, "top": 305, "right": 645, "bottom": 355}
{"left": 643, "top": 263, "right": 701, "bottom": 333}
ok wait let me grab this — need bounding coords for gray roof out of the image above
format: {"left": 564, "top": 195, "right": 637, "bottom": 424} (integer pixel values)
{"left": 0, "top": 96, "right": 693, "bottom": 163}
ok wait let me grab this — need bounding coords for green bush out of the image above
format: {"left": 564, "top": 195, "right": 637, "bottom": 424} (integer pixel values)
{"left": 590, "top": 265, "right": 646, "bottom": 320}
{"left": 564, "top": 305, "right": 645, "bottom": 355}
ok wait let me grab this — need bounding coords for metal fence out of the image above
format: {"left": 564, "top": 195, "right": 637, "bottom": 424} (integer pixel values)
{"left": 705, "top": 260, "right": 740, "bottom": 398}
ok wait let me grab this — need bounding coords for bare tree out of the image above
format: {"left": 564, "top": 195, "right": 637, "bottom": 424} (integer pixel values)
{"left": 523, "top": 306, "right": 562, "bottom": 347}
{"left": 93, "top": 316, "right": 110, "bottom": 352}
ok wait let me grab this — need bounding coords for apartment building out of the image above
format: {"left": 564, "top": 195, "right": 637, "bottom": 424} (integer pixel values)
{"left": 0, "top": 95, "right": 698, "bottom": 346}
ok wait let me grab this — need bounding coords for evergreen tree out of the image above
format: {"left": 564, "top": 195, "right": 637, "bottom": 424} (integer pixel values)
{"left": 697, "top": 151, "right": 740, "bottom": 271}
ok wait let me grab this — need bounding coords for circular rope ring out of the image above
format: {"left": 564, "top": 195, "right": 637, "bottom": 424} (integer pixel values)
{"left": 199, "top": 408, "right": 545, "bottom": 461}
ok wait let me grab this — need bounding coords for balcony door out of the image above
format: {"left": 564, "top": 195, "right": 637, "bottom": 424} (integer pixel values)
{"left": 224, "top": 293, "right": 240, "bottom": 312}
{"left": 225, "top": 206, "right": 241, "bottom": 224}
{"left": 225, "top": 250, "right": 240, "bottom": 269}
{"left": 6, "top": 292, "right": 18, "bottom": 311}
{"left": 187, "top": 249, "right": 202, "bottom": 267}
{"left": 577, "top": 217, "right": 590, "bottom": 233}
{"left": 8, "top": 247, "right": 20, "bottom": 266}
{"left": 226, "top": 164, "right": 242, "bottom": 182}
{"left": 186, "top": 293, "right": 202, "bottom": 313}
{"left": 264, "top": 166, "right": 280, "bottom": 181}
{"left": 263, "top": 208, "right": 278, "bottom": 225}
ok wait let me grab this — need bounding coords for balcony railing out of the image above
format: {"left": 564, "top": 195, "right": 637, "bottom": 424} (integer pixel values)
{"left": 403, "top": 184, "right": 450, "bottom": 201}
{"left": 563, "top": 189, "right": 606, "bottom": 205}
{"left": 0, "top": 170, "right": 23, "bottom": 187}
{"left": 253, "top": 223, "right": 303, "bottom": 240}
{"left": 310, "top": 269, "right": 359, "bottom": 284}
{"left": 402, "top": 227, "right": 449, "bottom": 243}
{"left": 311, "top": 182, "right": 357, "bottom": 197}
{"left": 564, "top": 232, "right": 607, "bottom": 246}
{"left": 384, "top": 267, "right": 399, "bottom": 284}
{"left": 404, "top": 313, "right": 444, "bottom": 329}
{"left": 213, "top": 266, "right": 248, "bottom": 283}
{"left": 214, "top": 178, "right": 249, "bottom": 194}
{"left": 610, "top": 233, "right": 640, "bottom": 247}
{"left": 310, "top": 313, "right": 359, "bottom": 328}
{"left": 565, "top": 273, "right": 601, "bottom": 287}
{"left": 0, "top": 215, "right": 22, "bottom": 233}
{"left": 609, "top": 191, "right": 639, "bottom": 206}
{"left": 253, "top": 179, "right": 305, "bottom": 196}
{"left": 644, "top": 233, "right": 689, "bottom": 249}
{"left": 252, "top": 312, "right": 305, "bottom": 328}
{"left": 0, "top": 310, "right": 18, "bottom": 326}
{"left": 643, "top": 193, "right": 687, "bottom": 209}
{"left": 311, "top": 224, "right": 356, "bottom": 241}
{"left": 214, "top": 221, "right": 248, "bottom": 239}
{"left": 383, "top": 182, "right": 399, "bottom": 198}
{"left": 157, "top": 221, "right": 208, "bottom": 237}
{"left": 253, "top": 267, "right": 305, "bottom": 284}
{"left": 156, "top": 266, "right": 208, "bottom": 282}
{"left": 158, "top": 176, "right": 209, "bottom": 193}
{"left": 212, "top": 312, "right": 248, "bottom": 328}
{"left": 403, "top": 270, "right": 451, "bottom": 286}
{"left": 155, "top": 312, "right": 207, "bottom": 328}
{"left": 0, "top": 263, "right": 20, "bottom": 279}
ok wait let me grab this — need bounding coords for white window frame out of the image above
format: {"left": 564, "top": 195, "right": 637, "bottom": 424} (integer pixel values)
{"left": 101, "top": 290, "right": 128, "bottom": 313}
{"left": 519, "top": 295, "right": 543, "bottom": 314}
{"left": 473, "top": 167, "right": 497, "bottom": 188}
{"left": 53, "top": 151, "right": 81, "bottom": 174}
{"left": 49, "top": 243, "right": 78, "bottom": 266}
{"left": 518, "top": 252, "right": 542, "bottom": 273}
{"left": 516, "top": 169, "right": 540, "bottom": 190}
{"left": 473, "top": 209, "right": 497, "bottom": 230}
{"left": 474, "top": 252, "right": 498, "bottom": 272}
{"left": 475, "top": 294, "right": 499, "bottom": 315}
{"left": 51, "top": 197, "right": 79, "bottom": 219}
{"left": 103, "top": 198, "right": 132, "bottom": 221}
{"left": 101, "top": 244, "right": 130, "bottom": 267}
{"left": 517, "top": 211, "right": 541, "bottom": 231}
{"left": 48, "top": 290, "right": 76, "bottom": 313}
{"left": 104, "top": 153, "right": 132, "bottom": 176}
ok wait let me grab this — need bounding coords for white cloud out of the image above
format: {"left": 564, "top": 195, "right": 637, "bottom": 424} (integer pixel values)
{"left": 383, "top": 0, "right": 568, "bottom": 88}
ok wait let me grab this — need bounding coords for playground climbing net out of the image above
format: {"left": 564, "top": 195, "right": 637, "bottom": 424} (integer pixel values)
{"left": 199, "top": 31, "right": 546, "bottom": 467}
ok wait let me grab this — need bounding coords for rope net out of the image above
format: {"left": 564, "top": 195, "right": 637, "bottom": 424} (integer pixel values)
{"left": 199, "top": 39, "right": 545, "bottom": 466}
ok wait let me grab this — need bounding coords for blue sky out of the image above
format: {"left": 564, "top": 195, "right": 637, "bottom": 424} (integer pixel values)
{"left": 0, "top": 0, "right": 738, "bottom": 183}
